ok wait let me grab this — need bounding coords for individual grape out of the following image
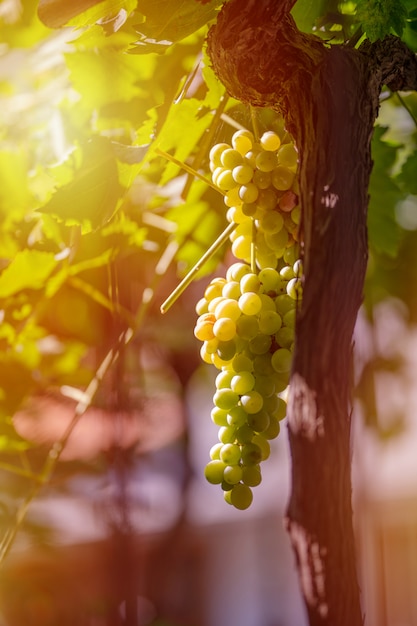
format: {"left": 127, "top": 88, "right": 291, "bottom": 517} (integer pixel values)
{"left": 231, "top": 371, "right": 255, "bottom": 395}
{"left": 232, "top": 129, "right": 254, "bottom": 155}
{"left": 236, "top": 424, "right": 254, "bottom": 444}
{"left": 271, "top": 165, "right": 295, "bottom": 191}
{"left": 223, "top": 464, "right": 243, "bottom": 485}
{"left": 213, "top": 317, "right": 236, "bottom": 342}
{"left": 240, "top": 272, "right": 261, "bottom": 293}
{"left": 231, "top": 235, "right": 252, "bottom": 261}
{"left": 204, "top": 281, "right": 225, "bottom": 301}
{"left": 275, "top": 294, "right": 296, "bottom": 316}
{"left": 216, "top": 169, "right": 236, "bottom": 191}
{"left": 227, "top": 405, "right": 249, "bottom": 427}
{"left": 220, "top": 443, "right": 241, "bottom": 465}
{"left": 278, "top": 142, "right": 298, "bottom": 168}
{"left": 247, "top": 409, "right": 270, "bottom": 433}
{"left": 259, "top": 293, "right": 276, "bottom": 311}
{"left": 256, "top": 151, "right": 278, "bottom": 172}
{"left": 210, "top": 442, "right": 223, "bottom": 460}
{"left": 291, "top": 204, "right": 301, "bottom": 225}
{"left": 283, "top": 308, "right": 296, "bottom": 329}
{"left": 205, "top": 460, "right": 227, "bottom": 484}
{"left": 252, "top": 434, "right": 271, "bottom": 460}
{"left": 211, "top": 406, "right": 229, "bottom": 426}
{"left": 218, "top": 425, "right": 237, "bottom": 444}
{"left": 238, "top": 292, "right": 262, "bottom": 316}
{"left": 232, "top": 164, "right": 254, "bottom": 185}
{"left": 249, "top": 333, "right": 272, "bottom": 355}
{"left": 214, "top": 298, "right": 241, "bottom": 322}
{"left": 241, "top": 442, "right": 263, "bottom": 465}
{"left": 236, "top": 314, "right": 259, "bottom": 340}
{"left": 239, "top": 183, "right": 259, "bottom": 204}
{"left": 279, "top": 190, "right": 298, "bottom": 212}
{"left": 241, "top": 464, "right": 262, "bottom": 487}
{"left": 260, "top": 130, "right": 281, "bottom": 151}
{"left": 241, "top": 202, "right": 258, "bottom": 217}
{"left": 200, "top": 343, "right": 214, "bottom": 364}
{"left": 209, "top": 142, "right": 230, "bottom": 167}
{"left": 228, "top": 483, "right": 253, "bottom": 509}
{"left": 216, "top": 340, "right": 237, "bottom": 361}
{"left": 256, "top": 188, "right": 278, "bottom": 211}
{"left": 222, "top": 280, "right": 241, "bottom": 300}
{"left": 263, "top": 416, "right": 281, "bottom": 439}
{"left": 213, "top": 388, "right": 240, "bottom": 410}
{"left": 224, "top": 185, "right": 241, "bottom": 208}
{"left": 253, "top": 374, "right": 276, "bottom": 397}
{"left": 271, "top": 348, "right": 292, "bottom": 374}
{"left": 253, "top": 169, "right": 272, "bottom": 189}
{"left": 216, "top": 370, "right": 235, "bottom": 389}
{"left": 231, "top": 352, "right": 254, "bottom": 372}
{"left": 259, "top": 211, "right": 284, "bottom": 234}
{"left": 258, "top": 267, "right": 280, "bottom": 293}
{"left": 240, "top": 390, "right": 264, "bottom": 414}
{"left": 275, "top": 397, "right": 288, "bottom": 421}
{"left": 280, "top": 265, "right": 295, "bottom": 281}
{"left": 287, "top": 277, "right": 303, "bottom": 300}
{"left": 221, "top": 148, "right": 244, "bottom": 169}
{"left": 258, "top": 310, "right": 282, "bottom": 334}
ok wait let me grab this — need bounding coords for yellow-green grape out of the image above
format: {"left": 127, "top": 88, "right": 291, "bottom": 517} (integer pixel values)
{"left": 256, "top": 188, "right": 278, "bottom": 211}
{"left": 241, "top": 465, "right": 262, "bottom": 487}
{"left": 232, "top": 163, "right": 254, "bottom": 185}
{"left": 231, "top": 235, "right": 252, "bottom": 261}
{"left": 271, "top": 348, "right": 292, "bottom": 374}
{"left": 209, "top": 442, "right": 223, "bottom": 460}
{"left": 287, "top": 277, "right": 303, "bottom": 300}
{"left": 231, "top": 370, "right": 255, "bottom": 395}
{"left": 211, "top": 407, "right": 229, "bottom": 426}
{"left": 223, "top": 465, "right": 243, "bottom": 484}
{"left": 240, "top": 272, "right": 261, "bottom": 293}
{"left": 253, "top": 169, "right": 272, "bottom": 189}
{"left": 272, "top": 165, "right": 295, "bottom": 191}
{"left": 252, "top": 434, "right": 271, "bottom": 460}
{"left": 260, "top": 130, "right": 281, "bottom": 152}
{"left": 214, "top": 298, "right": 241, "bottom": 322}
{"left": 259, "top": 210, "right": 284, "bottom": 234}
{"left": 205, "top": 460, "right": 227, "bottom": 484}
{"left": 278, "top": 142, "right": 298, "bottom": 169}
{"left": 232, "top": 129, "right": 254, "bottom": 155}
{"left": 256, "top": 150, "right": 278, "bottom": 172}
{"left": 225, "top": 483, "right": 253, "bottom": 509}
{"left": 216, "top": 168, "right": 237, "bottom": 192}
{"left": 209, "top": 142, "right": 230, "bottom": 167}
{"left": 220, "top": 148, "right": 243, "bottom": 169}
{"left": 238, "top": 292, "right": 263, "bottom": 316}
{"left": 291, "top": 205, "right": 301, "bottom": 225}
{"left": 239, "top": 183, "right": 259, "bottom": 204}
{"left": 220, "top": 443, "right": 241, "bottom": 465}
{"left": 213, "top": 388, "right": 240, "bottom": 410}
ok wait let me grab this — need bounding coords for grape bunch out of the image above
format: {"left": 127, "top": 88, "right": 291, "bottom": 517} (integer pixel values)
{"left": 194, "top": 257, "right": 302, "bottom": 509}
{"left": 194, "top": 125, "right": 302, "bottom": 510}
{"left": 209, "top": 128, "right": 300, "bottom": 270}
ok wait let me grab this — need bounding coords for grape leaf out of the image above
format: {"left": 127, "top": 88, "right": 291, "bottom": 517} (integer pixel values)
{"left": 0, "top": 250, "right": 57, "bottom": 298}
{"left": 38, "top": 0, "right": 106, "bottom": 28}
{"left": 131, "top": 0, "right": 221, "bottom": 51}
{"left": 356, "top": 0, "right": 408, "bottom": 41}
{"left": 367, "top": 125, "right": 403, "bottom": 256}
{"left": 397, "top": 149, "right": 417, "bottom": 194}
{"left": 38, "top": 137, "right": 123, "bottom": 231}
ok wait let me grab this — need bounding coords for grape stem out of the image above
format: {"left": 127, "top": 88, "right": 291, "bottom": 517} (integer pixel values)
{"left": 160, "top": 222, "right": 236, "bottom": 313}
{"left": 155, "top": 148, "right": 224, "bottom": 195}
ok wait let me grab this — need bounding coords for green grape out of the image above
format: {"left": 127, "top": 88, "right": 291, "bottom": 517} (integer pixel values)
{"left": 231, "top": 235, "right": 251, "bottom": 261}
{"left": 252, "top": 434, "right": 271, "bottom": 460}
{"left": 278, "top": 142, "right": 298, "bottom": 168}
{"left": 227, "top": 405, "right": 249, "bottom": 427}
{"left": 218, "top": 425, "right": 237, "bottom": 444}
{"left": 232, "top": 164, "right": 254, "bottom": 185}
{"left": 210, "top": 442, "right": 223, "bottom": 460}
{"left": 220, "top": 443, "right": 241, "bottom": 465}
{"left": 280, "top": 265, "right": 295, "bottom": 280}
{"left": 231, "top": 371, "right": 255, "bottom": 395}
{"left": 213, "top": 388, "right": 240, "bottom": 410}
{"left": 275, "top": 397, "right": 288, "bottom": 421}
{"left": 259, "top": 211, "right": 284, "bottom": 234}
{"left": 215, "top": 370, "right": 235, "bottom": 389}
{"left": 256, "top": 188, "right": 278, "bottom": 211}
{"left": 241, "top": 442, "right": 263, "bottom": 464}
{"left": 263, "top": 394, "right": 279, "bottom": 414}
{"left": 259, "top": 293, "right": 276, "bottom": 311}
{"left": 274, "top": 376, "right": 289, "bottom": 393}
{"left": 258, "top": 310, "right": 282, "bottom": 334}
{"left": 253, "top": 374, "right": 276, "bottom": 397}
{"left": 253, "top": 169, "right": 272, "bottom": 189}
{"left": 272, "top": 165, "right": 295, "bottom": 191}
{"left": 221, "top": 148, "right": 243, "bottom": 169}
{"left": 236, "top": 424, "right": 254, "bottom": 444}
{"left": 209, "top": 142, "right": 230, "bottom": 167}
{"left": 223, "top": 464, "right": 243, "bottom": 485}
{"left": 221, "top": 479, "right": 234, "bottom": 491}
{"left": 287, "top": 277, "right": 303, "bottom": 300}
{"left": 240, "top": 272, "right": 261, "bottom": 294}
{"left": 226, "top": 262, "right": 252, "bottom": 282}
{"left": 231, "top": 352, "right": 254, "bottom": 372}
{"left": 205, "top": 460, "right": 227, "bottom": 484}
{"left": 293, "top": 258, "right": 303, "bottom": 276}
{"left": 258, "top": 267, "right": 280, "bottom": 292}
{"left": 228, "top": 483, "right": 253, "bottom": 510}
{"left": 211, "top": 406, "right": 229, "bottom": 426}
{"left": 275, "top": 294, "right": 296, "bottom": 316}
{"left": 239, "top": 183, "right": 259, "bottom": 203}
{"left": 200, "top": 343, "right": 214, "bottom": 364}
{"left": 213, "top": 317, "right": 236, "bottom": 341}
{"left": 195, "top": 297, "right": 209, "bottom": 315}
{"left": 249, "top": 333, "right": 272, "bottom": 355}
{"left": 283, "top": 308, "right": 296, "bottom": 329}
{"left": 240, "top": 390, "right": 264, "bottom": 413}
{"left": 291, "top": 205, "right": 301, "bottom": 225}
{"left": 222, "top": 280, "right": 241, "bottom": 300}
{"left": 245, "top": 148, "right": 261, "bottom": 168}
{"left": 264, "top": 228, "right": 289, "bottom": 252}
{"left": 256, "top": 150, "right": 278, "bottom": 172}
{"left": 241, "top": 464, "right": 262, "bottom": 487}
{"left": 232, "top": 129, "right": 254, "bottom": 155}
{"left": 238, "top": 292, "right": 262, "bottom": 316}
{"left": 236, "top": 314, "right": 259, "bottom": 340}
{"left": 247, "top": 409, "right": 270, "bottom": 433}
{"left": 227, "top": 205, "right": 246, "bottom": 225}
{"left": 204, "top": 281, "right": 224, "bottom": 301}
{"left": 263, "top": 416, "right": 281, "bottom": 439}
{"left": 241, "top": 202, "right": 258, "bottom": 217}
{"left": 216, "top": 340, "right": 237, "bottom": 361}
{"left": 215, "top": 298, "right": 241, "bottom": 322}
{"left": 260, "top": 130, "right": 281, "bottom": 151}
{"left": 224, "top": 185, "right": 241, "bottom": 207}
{"left": 216, "top": 169, "right": 237, "bottom": 191}
{"left": 253, "top": 354, "right": 274, "bottom": 376}
{"left": 283, "top": 245, "right": 300, "bottom": 265}
{"left": 271, "top": 348, "right": 292, "bottom": 373}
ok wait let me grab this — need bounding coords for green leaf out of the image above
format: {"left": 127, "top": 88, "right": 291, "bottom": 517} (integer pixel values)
{"left": 356, "top": 0, "right": 408, "bottom": 41}
{"left": 37, "top": 0, "right": 136, "bottom": 29}
{"left": 131, "top": 0, "right": 221, "bottom": 50}
{"left": 367, "top": 125, "right": 404, "bottom": 256}
{"left": 397, "top": 149, "right": 417, "bottom": 194}
{"left": 291, "top": 0, "right": 327, "bottom": 34}
{"left": 0, "top": 250, "right": 57, "bottom": 298}
{"left": 38, "top": 136, "right": 123, "bottom": 231}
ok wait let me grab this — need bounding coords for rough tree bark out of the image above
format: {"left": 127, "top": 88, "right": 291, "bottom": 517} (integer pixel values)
{"left": 206, "top": 1, "right": 417, "bottom": 625}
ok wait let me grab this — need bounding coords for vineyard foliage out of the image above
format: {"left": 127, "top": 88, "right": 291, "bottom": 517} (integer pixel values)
{"left": 1, "top": 0, "right": 417, "bottom": 540}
